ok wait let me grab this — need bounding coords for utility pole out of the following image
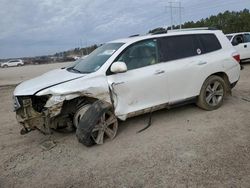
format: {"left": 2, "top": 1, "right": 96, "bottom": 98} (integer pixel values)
{"left": 85, "top": 38, "right": 89, "bottom": 55}
{"left": 179, "top": 1, "right": 182, "bottom": 29}
{"left": 166, "top": 1, "right": 184, "bottom": 30}
{"left": 80, "top": 39, "right": 83, "bottom": 56}
{"left": 169, "top": 2, "right": 173, "bottom": 30}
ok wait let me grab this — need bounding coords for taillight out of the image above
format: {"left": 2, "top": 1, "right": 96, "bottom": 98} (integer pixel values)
{"left": 232, "top": 53, "right": 240, "bottom": 63}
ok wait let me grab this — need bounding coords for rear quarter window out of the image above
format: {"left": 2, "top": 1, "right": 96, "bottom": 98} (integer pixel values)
{"left": 157, "top": 34, "right": 201, "bottom": 62}
{"left": 198, "top": 34, "right": 222, "bottom": 53}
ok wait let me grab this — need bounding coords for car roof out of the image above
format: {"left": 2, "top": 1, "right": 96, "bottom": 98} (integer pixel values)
{"left": 109, "top": 30, "right": 222, "bottom": 44}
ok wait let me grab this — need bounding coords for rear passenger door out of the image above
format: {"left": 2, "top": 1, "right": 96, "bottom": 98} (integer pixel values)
{"left": 157, "top": 34, "right": 222, "bottom": 103}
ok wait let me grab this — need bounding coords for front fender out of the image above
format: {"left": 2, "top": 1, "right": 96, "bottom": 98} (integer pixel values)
{"left": 37, "top": 75, "right": 112, "bottom": 106}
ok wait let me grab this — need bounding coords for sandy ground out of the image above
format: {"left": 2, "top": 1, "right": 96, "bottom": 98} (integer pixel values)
{"left": 0, "top": 63, "right": 250, "bottom": 187}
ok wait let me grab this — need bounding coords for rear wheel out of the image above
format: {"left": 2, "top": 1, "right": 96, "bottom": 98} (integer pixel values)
{"left": 197, "top": 75, "right": 226, "bottom": 110}
{"left": 76, "top": 101, "right": 118, "bottom": 146}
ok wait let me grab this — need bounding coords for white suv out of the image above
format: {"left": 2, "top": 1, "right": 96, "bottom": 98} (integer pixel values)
{"left": 226, "top": 32, "right": 250, "bottom": 62}
{"left": 1, "top": 59, "right": 24, "bottom": 68}
{"left": 13, "top": 29, "right": 240, "bottom": 146}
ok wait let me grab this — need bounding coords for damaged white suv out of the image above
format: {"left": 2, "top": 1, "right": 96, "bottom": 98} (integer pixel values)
{"left": 13, "top": 29, "right": 240, "bottom": 146}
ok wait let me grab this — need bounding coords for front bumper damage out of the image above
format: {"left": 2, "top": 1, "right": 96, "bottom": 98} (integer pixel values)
{"left": 14, "top": 78, "right": 113, "bottom": 135}
{"left": 15, "top": 97, "right": 63, "bottom": 135}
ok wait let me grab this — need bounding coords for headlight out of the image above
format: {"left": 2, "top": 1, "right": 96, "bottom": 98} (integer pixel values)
{"left": 13, "top": 96, "right": 21, "bottom": 111}
{"left": 44, "top": 95, "right": 66, "bottom": 107}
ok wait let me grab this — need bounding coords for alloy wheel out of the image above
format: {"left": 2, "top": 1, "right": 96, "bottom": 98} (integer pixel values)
{"left": 205, "top": 81, "right": 224, "bottom": 106}
{"left": 91, "top": 111, "right": 118, "bottom": 144}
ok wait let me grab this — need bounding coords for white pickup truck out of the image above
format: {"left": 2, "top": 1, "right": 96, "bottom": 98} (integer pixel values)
{"left": 226, "top": 32, "right": 250, "bottom": 62}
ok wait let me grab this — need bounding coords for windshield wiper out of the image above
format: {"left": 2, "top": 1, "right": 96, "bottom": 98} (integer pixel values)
{"left": 67, "top": 67, "right": 91, "bottom": 74}
{"left": 72, "top": 68, "right": 83, "bottom": 73}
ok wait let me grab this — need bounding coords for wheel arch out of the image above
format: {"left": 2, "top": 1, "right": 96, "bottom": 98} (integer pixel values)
{"left": 209, "top": 72, "right": 231, "bottom": 94}
{"left": 59, "top": 95, "right": 112, "bottom": 116}
{"left": 197, "top": 71, "right": 231, "bottom": 97}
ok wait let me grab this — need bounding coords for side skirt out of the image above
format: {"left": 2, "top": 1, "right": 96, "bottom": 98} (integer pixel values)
{"left": 118, "top": 96, "right": 197, "bottom": 120}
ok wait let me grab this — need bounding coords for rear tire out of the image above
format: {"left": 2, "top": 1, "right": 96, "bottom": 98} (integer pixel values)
{"left": 76, "top": 101, "right": 118, "bottom": 147}
{"left": 197, "top": 75, "right": 226, "bottom": 111}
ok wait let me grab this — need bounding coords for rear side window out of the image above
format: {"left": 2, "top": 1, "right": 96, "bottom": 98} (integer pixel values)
{"left": 244, "top": 33, "right": 250, "bottom": 42}
{"left": 158, "top": 35, "right": 201, "bottom": 62}
{"left": 198, "top": 34, "right": 222, "bottom": 53}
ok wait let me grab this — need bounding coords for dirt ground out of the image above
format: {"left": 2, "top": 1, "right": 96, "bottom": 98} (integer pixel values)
{"left": 0, "top": 62, "right": 71, "bottom": 86}
{"left": 0, "top": 63, "right": 250, "bottom": 188}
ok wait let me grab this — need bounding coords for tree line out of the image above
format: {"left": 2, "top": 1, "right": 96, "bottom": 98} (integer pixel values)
{"left": 61, "top": 9, "right": 250, "bottom": 59}
{"left": 149, "top": 9, "right": 250, "bottom": 34}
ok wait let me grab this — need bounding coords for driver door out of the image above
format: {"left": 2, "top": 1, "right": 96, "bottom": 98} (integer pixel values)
{"left": 107, "top": 39, "right": 170, "bottom": 118}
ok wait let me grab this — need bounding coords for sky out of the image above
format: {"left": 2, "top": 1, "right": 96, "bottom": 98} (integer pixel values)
{"left": 0, "top": 0, "right": 249, "bottom": 59}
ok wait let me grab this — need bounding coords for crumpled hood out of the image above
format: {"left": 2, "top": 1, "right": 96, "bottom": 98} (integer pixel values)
{"left": 14, "top": 68, "right": 85, "bottom": 96}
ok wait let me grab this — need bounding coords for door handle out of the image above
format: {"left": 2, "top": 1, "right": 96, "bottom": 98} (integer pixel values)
{"left": 154, "top": 70, "right": 165, "bottom": 75}
{"left": 244, "top": 44, "right": 247, "bottom": 48}
{"left": 197, "top": 61, "right": 207, "bottom": 65}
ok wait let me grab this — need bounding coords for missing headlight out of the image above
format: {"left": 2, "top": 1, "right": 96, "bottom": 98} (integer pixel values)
{"left": 13, "top": 96, "right": 21, "bottom": 112}
{"left": 31, "top": 95, "right": 50, "bottom": 112}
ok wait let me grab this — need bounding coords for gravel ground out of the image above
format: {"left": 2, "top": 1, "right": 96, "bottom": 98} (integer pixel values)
{"left": 0, "top": 63, "right": 249, "bottom": 188}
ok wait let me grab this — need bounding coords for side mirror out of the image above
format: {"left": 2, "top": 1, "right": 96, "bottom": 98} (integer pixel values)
{"left": 110, "top": 61, "right": 127, "bottom": 73}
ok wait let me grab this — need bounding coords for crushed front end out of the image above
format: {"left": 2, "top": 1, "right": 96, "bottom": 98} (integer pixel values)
{"left": 14, "top": 95, "right": 70, "bottom": 135}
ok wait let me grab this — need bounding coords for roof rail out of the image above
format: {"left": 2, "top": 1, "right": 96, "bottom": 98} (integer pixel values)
{"left": 168, "top": 27, "right": 218, "bottom": 33}
{"left": 151, "top": 30, "right": 168, "bottom": 35}
{"left": 129, "top": 34, "right": 140, "bottom": 37}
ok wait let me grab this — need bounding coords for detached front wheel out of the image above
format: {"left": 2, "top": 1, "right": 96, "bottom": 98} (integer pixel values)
{"left": 197, "top": 75, "right": 226, "bottom": 111}
{"left": 75, "top": 101, "right": 118, "bottom": 146}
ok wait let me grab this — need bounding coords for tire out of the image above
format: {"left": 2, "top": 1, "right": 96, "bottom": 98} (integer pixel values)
{"left": 197, "top": 75, "right": 226, "bottom": 111}
{"left": 3, "top": 65, "right": 8, "bottom": 68}
{"left": 76, "top": 101, "right": 118, "bottom": 147}
{"left": 73, "top": 104, "right": 91, "bottom": 128}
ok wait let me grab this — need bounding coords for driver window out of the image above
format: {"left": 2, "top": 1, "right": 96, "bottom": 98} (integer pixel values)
{"left": 232, "top": 34, "right": 244, "bottom": 46}
{"left": 117, "top": 39, "right": 158, "bottom": 70}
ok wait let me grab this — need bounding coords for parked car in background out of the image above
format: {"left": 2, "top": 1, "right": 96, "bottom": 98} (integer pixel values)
{"left": 226, "top": 32, "right": 250, "bottom": 62}
{"left": 13, "top": 29, "right": 240, "bottom": 147}
{"left": 73, "top": 56, "right": 81, "bottom": 60}
{"left": 0, "top": 59, "right": 24, "bottom": 68}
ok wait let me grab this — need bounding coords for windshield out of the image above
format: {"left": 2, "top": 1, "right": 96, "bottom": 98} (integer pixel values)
{"left": 68, "top": 43, "right": 124, "bottom": 74}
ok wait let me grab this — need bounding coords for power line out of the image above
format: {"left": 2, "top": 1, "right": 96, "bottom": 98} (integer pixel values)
{"left": 165, "top": 1, "right": 184, "bottom": 29}
{"left": 183, "top": 0, "right": 248, "bottom": 18}
{"left": 184, "top": 0, "right": 247, "bottom": 10}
